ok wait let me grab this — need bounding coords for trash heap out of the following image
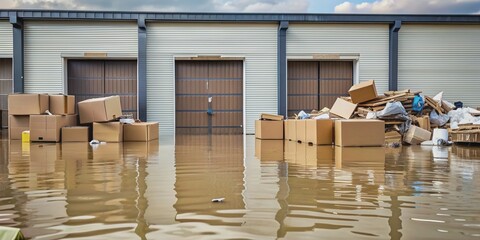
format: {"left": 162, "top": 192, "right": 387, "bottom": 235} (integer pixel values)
{"left": 7, "top": 94, "right": 159, "bottom": 143}
{"left": 256, "top": 79, "right": 480, "bottom": 146}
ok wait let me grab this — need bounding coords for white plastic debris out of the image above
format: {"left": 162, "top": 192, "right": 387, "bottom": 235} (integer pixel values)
{"left": 120, "top": 118, "right": 135, "bottom": 124}
{"left": 377, "top": 101, "right": 407, "bottom": 118}
{"left": 211, "top": 198, "right": 225, "bottom": 203}
{"left": 432, "top": 91, "right": 444, "bottom": 104}
{"left": 314, "top": 113, "right": 330, "bottom": 119}
{"left": 366, "top": 111, "right": 377, "bottom": 119}
{"left": 297, "top": 110, "right": 309, "bottom": 119}
{"left": 45, "top": 110, "right": 53, "bottom": 116}
{"left": 90, "top": 140, "right": 100, "bottom": 145}
{"left": 430, "top": 111, "right": 449, "bottom": 127}
{"left": 432, "top": 129, "right": 449, "bottom": 145}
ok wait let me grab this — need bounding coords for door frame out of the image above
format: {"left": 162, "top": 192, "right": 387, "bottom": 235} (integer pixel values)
{"left": 173, "top": 55, "right": 246, "bottom": 135}
{"left": 286, "top": 55, "right": 359, "bottom": 115}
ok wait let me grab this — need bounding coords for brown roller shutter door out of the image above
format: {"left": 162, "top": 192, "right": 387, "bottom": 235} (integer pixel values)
{"left": 288, "top": 61, "right": 353, "bottom": 117}
{"left": 68, "top": 60, "right": 137, "bottom": 119}
{"left": 0, "top": 58, "right": 12, "bottom": 128}
{"left": 175, "top": 60, "right": 243, "bottom": 134}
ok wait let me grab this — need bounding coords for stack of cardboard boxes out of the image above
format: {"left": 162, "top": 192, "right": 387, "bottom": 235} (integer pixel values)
{"left": 7, "top": 94, "right": 159, "bottom": 143}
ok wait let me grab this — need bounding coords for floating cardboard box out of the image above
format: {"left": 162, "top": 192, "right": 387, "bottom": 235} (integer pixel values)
{"left": 305, "top": 119, "right": 333, "bottom": 145}
{"left": 50, "top": 95, "right": 75, "bottom": 115}
{"left": 8, "top": 115, "right": 30, "bottom": 140}
{"left": 335, "top": 119, "right": 385, "bottom": 147}
{"left": 93, "top": 122, "right": 123, "bottom": 142}
{"left": 62, "top": 126, "right": 89, "bottom": 142}
{"left": 255, "top": 120, "right": 283, "bottom": 140}
{"left": 78, "top": 96, "right": 122, "bottom": 124}
{"left": 255, "top": 139, "right": 284, "bottom": 161}
{"left": 123, "top": 122, "right": 159, "bottom": 142}
{"left": 295, "top": 120, "right": 307, "bottom": 143}
{"left": 284, "top": 120, "right": 290, "bottom": 140}
{"left": 8, "top": 94, "right": 49, "bottom": 115}
{"left": 348, "top": 80, "right": 378, "bottom": 104}
{"left": 30, "top": 115, "right": 77, "bottom": 142}
{"left": 288, "top": 120, "right": 296, "bottom": 141}
{"left": 29, "top": 143, "right": 60, "bottom": 174}
{"left": 260, "top": 113, "right": 283, "bottom": 121}
{"left": 403, "top": 125, "right": 431, "bottom": 145}
{"left": 330, "top": 98, "right": 357, "bottom": 119}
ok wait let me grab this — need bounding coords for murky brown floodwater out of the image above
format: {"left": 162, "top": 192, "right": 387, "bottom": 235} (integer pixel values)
{"left": 1, "top": 131, "right": 480, "bottom": 239}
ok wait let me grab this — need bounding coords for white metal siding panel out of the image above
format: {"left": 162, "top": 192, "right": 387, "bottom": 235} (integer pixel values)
{"left": 287, "top": 24, "right": 390, "bottom": 93}
{"left": 24, "top": 21, "right": 137, "bottom": 93}
{"left": 0, "top": 21, "right": 12, "bottom": 56}
{"left": 147, "top": 23, "right": 277, "bottom": 135}
{"left": 399, "top": 24, "right": 480, "bottom": 107}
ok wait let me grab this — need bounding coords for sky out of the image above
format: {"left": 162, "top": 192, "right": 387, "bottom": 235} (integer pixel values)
{"left": 0, "top": 0, "right": 479, "bottom": 14}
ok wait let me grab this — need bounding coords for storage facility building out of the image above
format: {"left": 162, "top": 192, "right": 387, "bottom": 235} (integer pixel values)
{"left": 0, "top": 10, "right": 479, "bottom": 135}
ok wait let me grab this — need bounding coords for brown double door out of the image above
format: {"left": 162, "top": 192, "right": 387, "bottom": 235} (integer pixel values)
{"left": 175, "top": 60, "right": 243, "bottom": 134}
{"left": 0, "top": 58, "right": 12, "bottom": 128}
{"left": 67, "top": 60, "right": 137, "bottom": 118}
{"left": 287, "top": 61, "right": 353, "bottom": 117}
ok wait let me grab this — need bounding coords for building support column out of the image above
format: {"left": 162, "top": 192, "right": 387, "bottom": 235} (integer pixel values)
{"left": 277, "top": 21, "right": 289, "bottom": 117}
{"left": 10, "top": 13, "right": 24, "bottom": 93}
{"left": 138, "top": 16, "right": 147, "bottom": 121}
{"left": 389, "top": 20, "right": 401, "bottom": 91}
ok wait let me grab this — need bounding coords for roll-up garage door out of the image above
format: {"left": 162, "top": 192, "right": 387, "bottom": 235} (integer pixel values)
{"left": 288, "top": 61, "right": 353, "bottom": 117}
{"left": 68, "top": 60, "right": 137, "bottom": 118}
{"left": 0, "top": 58, "right": 12, "bottom": 128}
{"left": 175, "top": 60, "right": 243, "bottom": 134}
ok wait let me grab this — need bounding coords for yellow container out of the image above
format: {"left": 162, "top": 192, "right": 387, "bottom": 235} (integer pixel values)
{"left": 22, "top": 130, "right": 30, "bottom": 143}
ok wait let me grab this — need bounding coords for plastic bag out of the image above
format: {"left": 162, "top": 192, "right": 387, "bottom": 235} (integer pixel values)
{"left": 430, "top": 110, "right": 449, "bottom": 126}
{"left": 297, "top": 110, "right": 309, "bottom": 119}
{"left": 412, "top": 95, "right": 424, "bottom": 112}
{"left": 376, "top": 101, "right": 407, "bottom": 118}
{"left": 314, "top": 113, "right": 330, "bottom": 119}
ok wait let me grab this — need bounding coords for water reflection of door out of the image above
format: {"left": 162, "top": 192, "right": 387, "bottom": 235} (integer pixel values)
{"left": 173, "top": 135, "right": 245, "bottom": 223}
{"left": 175, "top": 61, "right": 243, "bottom": 134}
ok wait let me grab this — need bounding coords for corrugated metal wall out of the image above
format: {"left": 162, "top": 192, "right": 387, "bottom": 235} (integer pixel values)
{"left": 0, "top": 59, "right": 12, "bottom": 127}
{"left": 0, "top": 21, "right": 12, "bottom": 56}
{"left": 399, "top": 24, "right": 480, "bottom": 107}
{"left": 24, "top": 21, "right": 137, "bottom": 93}
{"left": 287, "top": 24, "right": 389, "bottom": 93}
{"left": 147, "top": 23, "right": 277, "bottom": 135}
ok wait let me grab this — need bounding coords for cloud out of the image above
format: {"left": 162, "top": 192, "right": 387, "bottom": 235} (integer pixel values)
{"left": 335, "top": 0, "right": 480, "bottom": 14}
{"left": 4, "top": 0, "right": 309, "bottom": 12}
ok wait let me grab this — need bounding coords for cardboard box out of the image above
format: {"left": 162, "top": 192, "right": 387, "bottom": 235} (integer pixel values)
{"left": 385, "top": 131, "right": 402, "bottom": 144}
{"left": 62, "top": 126, "right": 89, "bottom": 142}
{"left": 335, "top": 119, "right": 385, "bottom": 147}
{"left": 8, "top": 115, "right": 30, "bottom": 140}
{"left": 295, "top": 142, "right": 307, "bottom": 165}
{"left": 295, "top": 120, "right": 307, "bottom": 143}
{"left": 255, "top": 120, "right": 283, "bottom": 140}
{"left": 288, "top": 120, "right": 296, "bottom": 141}
{"left": 284, "top": 120, "right": 290, "bottom": 140}
{"left": 417, "top": 116, "right": 431, "bottom": 131}
{"left": 403, "top": 125, "right": 431, "bottom": 145}
{"left": 330, "top": 98, "right": 357, "bottom": 119}
{"left": 123, "top": 122, "right": 159, "bottom": 142}
{"left": 260, "top": 113, "right": 283, "bottom": 121}
{"left": 335, "top": 146, "right": 385, "bottom": 169}
{"left": 348, "top": 80, "right": 378, "bottom": 104}
{"left": 8, "top": 94, "right": 49, "bottom": 115}
{"left": 305, "top": 119, "right": 333, "bottom": 145}
{"left": 93, "top": 122, "right": 123, "bottom": 142}
{"left": 255, "top": 139, "right": 284, "bottom": 161}
{"left": 29, "top": 143, "right": 61, "bottom": 174}
{"left": 30, "top": 115, "right": 78, "bottom": 142}
{"left": 50, "top": 95, "right": 75, "bottom": 115}
{"left": 78, "top": 96, "right": 122, "bottom": 124}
